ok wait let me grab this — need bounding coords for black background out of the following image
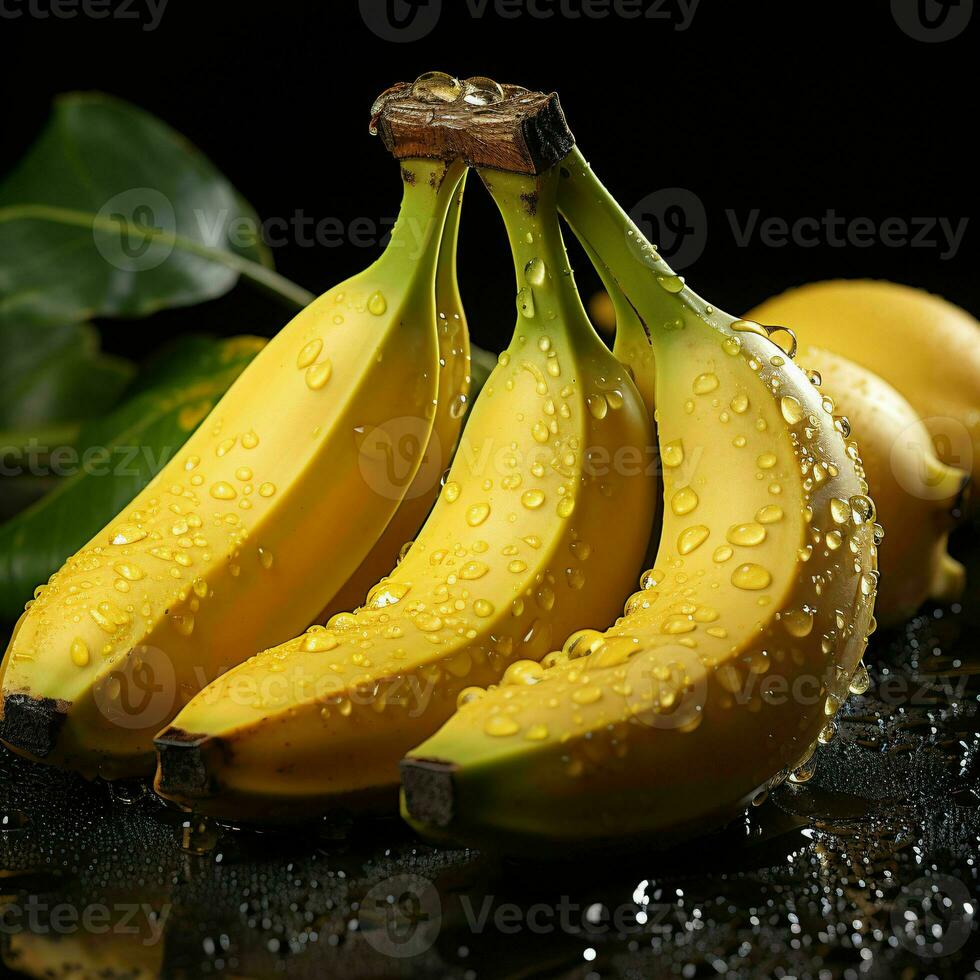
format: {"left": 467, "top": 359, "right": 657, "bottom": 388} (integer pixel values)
{"left": 1, "top": 0, "right": 974, "bottom": 360}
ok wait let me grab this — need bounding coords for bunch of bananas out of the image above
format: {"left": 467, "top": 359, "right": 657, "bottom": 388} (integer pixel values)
{"left": 1, "top": 73, "right": 975, "bottom": 851}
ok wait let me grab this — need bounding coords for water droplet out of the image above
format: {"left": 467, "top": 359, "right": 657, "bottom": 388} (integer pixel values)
{"left": 502, "top": 660, "right": 544, "bottom": 686}
{"left": 782, "top": 609, "right": 814, "bottom": 637}
{"left": 557, "top": 497, "right": 575, "bottom": 518}
{"left": 70, "top": 637, "right": 90, "bottom": 667}
{"left": 457, "top": 686, "right": 486, "bottom": 709}
{"left": 241, "top": 430, "right": 259, "bottom": 449}
{"left": 411, "top": 71, "right": 463, "bottom": 103}
{"left": 757, "top": 452, "right": 777, "bottom": 470}
{"left": 849, "top": 494, "right": 876, "bottom": 524}
{"left": 210, "top": 481, "right": 237, "bottom": 500}
{"left": 259, "top": 482, "right": 277, "bottom": 498}
{"left": 517, "top": 286, "right": 536, "bottom": 318}
{"left": 713, "top": 545, "right": 734, "bottom": 563}
{"left": 368, "top": 291, "right": 387, "bottom": 315}
{"left": 677, "top": 525, "right": 710, "bottom": 555}
{"left": 524, "top": 256, "right": 546, "bottom": 286}
{"left": 780, "top": 396, "right": 804, "bottom": 424}
{"left": 755, "top": 505, "right": 784, "bottom": 524}
{"left": 258, "top": 547, "right": 274, "bottom": 570}
{"left": 730, "top": 393, "right": 749, "bottom": 414}
{"left": 586, "top": 394, "right": 608, "bottom": 419}
{"left": 731, "top": 563, "right": 772, "bottom": 590}
{"left": 485, "top": 715, "right": 520, "bottom": 737}
{"left": 460, "top": 560, "right": 489, "bottom": 580}
{"left": 465, "top": 502, "right": 491, "bottom": 526}
{"left": 657, "top": 274, "right": 684, "bottom": 293}
{"left": 844, "top": 664, "right": 871, "bottom": 700}
{"left": 829, "top": 498, "right": 851, "bottom": 524}
{"left": 661, "top": 440, "right": 684, "bottom": 468}
{"left": 521, "top": 490, "right": 545, "bottom": 510}
{"left": 443, "top": 481, "right": 461, "bottom": 503}
{"left": 693, "top": 372, "right": 719, "bottom": 395}
{"left": 297, "top": 338, "right": 323, "bottom": 369}
{"left": 726, "top": 522, "right": 767, "bottom": 547}
{"left": 306, "top": 360, "right": 333, "bottom": 390}
{"left": 463, "top": 75, "right": 504, "bottom": 105}
{"left": 110, "top": 523, "right": 147, "bottom": 546}
{"left": 303, "top": 632, "right": 339, "bottom": 652}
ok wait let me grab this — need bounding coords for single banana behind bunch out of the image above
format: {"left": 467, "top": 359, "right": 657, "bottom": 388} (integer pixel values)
{"left": 0, "top": 157, "right": 467, "bottom": 778}
{"left": 152, "top": 164, "right": 657, "bottom": 822}
{"left": 401, "top": 148, "right": 879, "bottom": 852}
{"left": 321, "top": 177, "right": 471, "bottom": 618}
{"left": 801, "top": 346, "right": 966, "bottom": 624}
{"left": 746, "top": 280, "right": 980, "bottom": 485}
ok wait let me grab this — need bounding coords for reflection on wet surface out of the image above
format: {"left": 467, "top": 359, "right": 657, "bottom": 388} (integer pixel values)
{"left": 2, "top": 527, "right": 978, "bottom": 978}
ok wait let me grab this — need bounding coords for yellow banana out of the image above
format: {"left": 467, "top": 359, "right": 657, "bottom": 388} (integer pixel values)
{"left": 0, "top": 157, "right": 466, "bottom": 778}
{"left": 152, "top": 164, "right": 657, "bottom": 822}
{"left": 401, "top": 149, "right": 879, "bottom": 852}
{"left": 321, "top": 176, "right": 471, "bottom": 618}
{"left": 801, "top": 346, "right": 966, "bottom": 624}
{"left": 746, "top": 280, "right": 980, "bottom": 482}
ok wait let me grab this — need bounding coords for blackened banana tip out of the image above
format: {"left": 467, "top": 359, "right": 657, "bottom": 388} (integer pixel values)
{"left": 399, "top": 757, "right": 457, "bottom": 828}
{"left": 0, "top": 692, "right": 69, "bottom": 758}
{"left": 154, "top": 727, "right": 217, "bottom": 796}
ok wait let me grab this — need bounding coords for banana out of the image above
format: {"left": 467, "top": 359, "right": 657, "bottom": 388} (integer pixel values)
{"left": 746, "top": 280, "right": 980, "bottom": 482}
{"left": 320, "top": 176, "right": 471, "bottom": 618}
{"left": 801, "top": 346, "right": 966, "bottom": 624}
{"left": 0, "top": 157, "right": 467, "bottom": 779}
{"left": 152, "top": 164, "right": 657, "bottom": 822}
{"left": 401, "top": 149, "right": 879, "bottom": 852}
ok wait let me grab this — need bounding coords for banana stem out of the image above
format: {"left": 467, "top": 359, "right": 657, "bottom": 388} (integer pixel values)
{"left": 479, "top": 165, "right": 603, "bottom": 352}
{"left": 436, "top": 172, "right": 466, "bottom": 299}
{"left": 555, "top": 148, "right": 716, "bottom": 331}
{"left": 375, "top": 159, "right": 468, "bottom": 305}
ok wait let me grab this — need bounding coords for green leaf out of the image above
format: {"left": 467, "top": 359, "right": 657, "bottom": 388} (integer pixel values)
{"left": 0, "top": 92, "right": 310, "bottom": 327}
{"left": 0, "top": 321, "right": 133, "bottom": 436}
{"left": 0, "top": 333, "right": 265, "bottom": 620}
{"left": 469, "top": 344, "right": 497, "bottom": 404}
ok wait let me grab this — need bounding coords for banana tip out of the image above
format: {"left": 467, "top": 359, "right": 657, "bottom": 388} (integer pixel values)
{"left": 399, "top": 757, "right": 457, "bottom": 828}
{"left": 154, "top": 727, "right": 220, "bottom": 797}
{"left": 0, "top": 692, "right": 70, "bottom": 758}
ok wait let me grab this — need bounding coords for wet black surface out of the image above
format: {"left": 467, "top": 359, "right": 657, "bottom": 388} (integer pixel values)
{"left": 1, "top": 527, "right": 979, "bottom": 979}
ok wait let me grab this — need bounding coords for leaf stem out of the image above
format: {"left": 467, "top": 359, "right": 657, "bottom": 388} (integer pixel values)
{"left": 0, "top": 204, "right": 314, "bottom": 310}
